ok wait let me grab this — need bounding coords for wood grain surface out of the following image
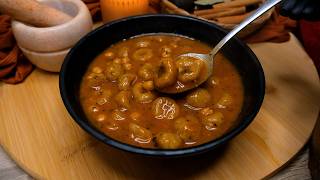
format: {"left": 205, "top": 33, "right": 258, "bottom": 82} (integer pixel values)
{"left": 0, "top": 34, "right": 319, "bottom": 180}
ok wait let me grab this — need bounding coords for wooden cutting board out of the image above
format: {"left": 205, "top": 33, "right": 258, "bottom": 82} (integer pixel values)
{"left": 0, "top": 34, "right": 319, "bottom": 180}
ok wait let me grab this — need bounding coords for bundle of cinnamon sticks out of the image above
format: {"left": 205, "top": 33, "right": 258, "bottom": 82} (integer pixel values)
{"left": 161, "top": 0, "right": 270, "bottom": 26}
{"left": 193, "top": 0, "right": 264, "bottom": 24}
{"left": 161, "top": 0, "right": 273, "bottom": 37}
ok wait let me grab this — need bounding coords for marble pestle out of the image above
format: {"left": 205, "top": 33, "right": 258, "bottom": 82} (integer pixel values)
{"left": 0, "top": 0, "right": 72, "bottom": 27}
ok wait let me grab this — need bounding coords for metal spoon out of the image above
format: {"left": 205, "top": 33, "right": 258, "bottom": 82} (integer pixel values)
{"left": 173, "top": 0, "right": 281, "bottom": 93}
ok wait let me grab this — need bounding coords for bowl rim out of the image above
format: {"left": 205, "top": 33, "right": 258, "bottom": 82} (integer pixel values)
{"left": 59, "top": 14, "right": 265, "bottom": 157}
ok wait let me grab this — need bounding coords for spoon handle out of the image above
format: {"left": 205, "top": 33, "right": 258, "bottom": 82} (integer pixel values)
{"left": 209, "top": 0, "right": 282, "bottom": 57}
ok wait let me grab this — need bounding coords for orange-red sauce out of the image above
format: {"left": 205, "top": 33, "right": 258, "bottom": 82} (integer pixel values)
{"left": 80, "top": 34, "right": 244, "bottom": 149}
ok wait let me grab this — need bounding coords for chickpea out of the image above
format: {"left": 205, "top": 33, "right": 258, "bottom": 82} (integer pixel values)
{"left": 169, "top": 42, "right": 178, "bottom": 48}
{"left": 123, "top": 63, "right": 133, "bottom": 71}
{"left": 154, "top": 57, "right": 177, "bottom": 89}
{"left": 136, "top": 40, "right": 151, "bottom": 48}
{"left": 118, "top": 47, "right": 129, "bottom": 57}
{"left": 202, "top": 112, "right": 224, "bottom": 131}
{"left": 174, "top": 115, "right": 201, "bottom": 142}
{"left": 93, "top": 92, "right": 111, "bottom": 106}
{"left": 186, "top": 88, "right": 211, "bottom": 108}
{"left": 132, "top": 82, "right": 156, "bottom": 103}
{"left": 113, "top": 58, "right": 122, "bottom": 64}
{"left": 200, "top": 107, "right": 214, "bottom": 117}
{"left": 176, "top": 57, "right": 203, "bottom": 83}
{"left": 160, "top": 45, "right": 172, "bottom": 57}
{"left": 155, "top": 132, "right": 182, "bottom": 149}
{"left": 86, "top": 73, "right": 95, "bottom": 80}
{"left": 133, "top": 48, "right": 153, "bottom": 61}
{"left": 93, "top": 114, "right": 107, "bottom": 129}
{"left": 154, "top": 36, "right": 163, "bottom": 42}
{"left": 118, "top": 73, "right": 137, "bottom": 90}
{"left": 104, "top": 51, "right": 115, "bottom": 59}
{"left": 114, "top": 90, "right": 132, "bottom": 109}
{"left": 95, "top": 114, "right": 106, "bottom": 122}
{"left": 92, "top": 66, "right": 103, "bottom": 74}
{"left": 95, "top": 89, "right": 113, "bottom": 101}
{"left": 142, "top": 81, "right": 154, "bottom": 91}
{"left": 130, "top": 112, "right": 141, "bottom": 121}
{"left": 121, "top": 57, "right": 130, "bottom": 64}
{"left": 111, "top": 109, "right": 126, "bottom": 121}
{"left": 129, "top": 123, "right": 152, "bottom": 144}
{"left": 152, "top": 97, "right": 180, "bottom": 120}
{"left": 216, "top": 93, "right": 233, "bottom": 108}
{"left": 105, "top": 62, "right": 124, "bottom": 81}
{"left": 87, "top": 73, "right": 106, "bottom": 87}
{"left": 138, "top": 63, "right": 154, "bottom": 80}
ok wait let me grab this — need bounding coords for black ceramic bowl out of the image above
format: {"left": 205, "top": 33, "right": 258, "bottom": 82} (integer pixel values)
{"left": 59, "top": 14, "right": 265, "bottom": 157}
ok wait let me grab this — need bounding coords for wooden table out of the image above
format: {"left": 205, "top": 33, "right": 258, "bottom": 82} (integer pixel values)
{"left": 0, "top": 33, "right": 319, "bottom": 179}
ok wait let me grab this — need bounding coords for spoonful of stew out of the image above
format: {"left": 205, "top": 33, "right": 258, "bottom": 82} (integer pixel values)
{"left": 155, "top": 0, "right": 281, "bottom": 94}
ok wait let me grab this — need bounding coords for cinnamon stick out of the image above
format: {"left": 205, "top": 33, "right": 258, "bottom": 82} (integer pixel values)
{"left": 213, "top": 0, "right": 263, "bottom": 9}
{"left": 199, "top": 7, "right": 246, "bottom": 20}
{"left": 194, "top": 7, "right": 232, "bottom": 16}
{"left": 214, "top": 12, "right": 251, "bottom": 24}
{"left": 161, "top": 0, "right": 190, "bottom": 16}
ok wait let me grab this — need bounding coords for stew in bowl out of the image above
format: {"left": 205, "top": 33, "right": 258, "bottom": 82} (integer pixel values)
{"left": 60, "top": 14, "right": 264, "bottom": 157}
